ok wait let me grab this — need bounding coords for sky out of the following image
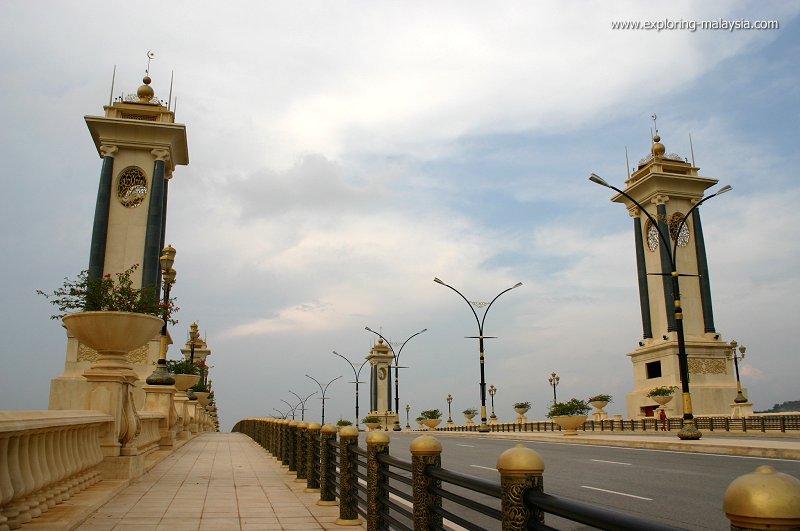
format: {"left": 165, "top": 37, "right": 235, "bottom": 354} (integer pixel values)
{"left": 1, "top": 1, "right": 798, "bottom": 432}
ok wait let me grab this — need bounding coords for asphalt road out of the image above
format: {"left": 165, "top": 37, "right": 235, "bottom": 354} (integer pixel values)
{"left": 357, "top": 431, "right": 800, "bottom": 530}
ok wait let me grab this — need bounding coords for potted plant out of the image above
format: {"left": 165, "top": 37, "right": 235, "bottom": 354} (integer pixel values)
{"left": 191, "top": 381, "right": 210, "bottom": 406}
{"left": 38, "top": 265, "right": 175, "bottom": 372}
{"left": 587, "top": 394, "right": 612, "bottom": 420}
{"left": 362, "top": 415, "right": 382, "bottom": 431}
{"left": 513, "top": 401, "right": 531, "bottom": 423}
{"left": 547, "top": 398, "right": 590, "bottom": 435}
{"left": 336, "top": 418, "right": 353, "bottom": 427}
{"left": 462, "top": 408, "right": 478, "bottom": 426}
{"left": 418, "top": 409, "right": 442, "bottom": 431}
{"left": 167, "top": 359, "right": 200, "bottom": 391}
{"left": 647, "top": 386, "right": 678, "bottom": 407}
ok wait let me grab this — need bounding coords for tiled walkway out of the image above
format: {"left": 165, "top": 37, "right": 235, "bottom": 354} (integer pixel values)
{"left": 77, "top": 433, "right": 364, "bottom": 531}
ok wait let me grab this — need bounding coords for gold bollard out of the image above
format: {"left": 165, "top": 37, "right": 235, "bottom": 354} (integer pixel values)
{"left": 317, "top": 424, "right": 338, "bottom": 506}
{"left": 723, "top": 465, "right": 800, "bottom": 530}
{"left": 336, "top": 426, "right": 361, "bottom": 526}
{"left": 366, "top": 431, "right": 390, "bottom": 531}
{"left": 304, "top": 422, "right": 321, "bottom": 493}
{"left": 410, "top": 435, "right": 443, "bottom": 531}
{"left": 496, "top": 444, "right": 545, "bottom": 531}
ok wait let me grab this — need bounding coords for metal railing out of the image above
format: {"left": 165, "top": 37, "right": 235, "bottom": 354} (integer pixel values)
{"left": 435, "top": 414, "right": 800, "bottom": 434}
{"left": 232, "top": 418, "right": 799, "bottom": 530}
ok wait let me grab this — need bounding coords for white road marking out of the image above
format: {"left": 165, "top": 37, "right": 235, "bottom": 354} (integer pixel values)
{"left": 581, "top": 486, "right": 652, "bottom": 501}
{"left": 470, "top": 465, "right": 497, "bottom": 472}
{"left": 591, "top": 459, "right": 631, "bottom": 465}
{"left": 457, "top": 443, "right": 475, "bottom": 447}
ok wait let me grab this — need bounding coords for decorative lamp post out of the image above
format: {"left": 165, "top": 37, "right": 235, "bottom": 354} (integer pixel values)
{"left": 488, "top": 384, "right": 497, "bottom": 423}
{"left": 729, "top": 341, "right": 748, "bottom": 403}
{"left": 188, "top": 322, "right": 199, "bottom": 364}
{"left": 549, "top": 372, "right": 560, "bottom": 403}
{"left": 433, "top": 278, "right": 522, "bottom": 432}
{"left": 333, "top": 351, "right": 369, "bottom": 429}
{"left": 405, "top": 404, "right": 411, "bottom": 431}
{"left": 289, "top": 390, "right": 318, "bottom": 421}
{"left": 446, "top": 394, "right": 454, "bottom": 426}
{"left": 306, "top": 374, "right": 342, "bottom": 426}
{"left": 590, "top": 173, "right": 731, "bottom": 440}
{"left": 365, "top": 326, "right": 427, "bottom": 431}
{"left": 146, "top": 245, "right": 177, "bottom": 385}
{"left": 272, "top": 407, "right": 287, "bottom": 419}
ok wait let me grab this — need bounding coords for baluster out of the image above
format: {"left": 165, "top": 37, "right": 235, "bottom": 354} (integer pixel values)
{"left": 0, "top": 436, "right": 14, "bottom": 531}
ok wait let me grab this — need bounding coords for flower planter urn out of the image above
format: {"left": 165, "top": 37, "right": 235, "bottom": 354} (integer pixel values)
{"left": 590, "top": 400, "right": 609, "bottom": 421}
{"left": 464, "top": 413, "right": 476, "bottom": 426}
{"left": 194, "top": 392, "right": 210, "bottom": 407}
{"left": 515, "top": 407, "right": 530, "bottom": 424}
{"left": 422, "top": 419, "right": 442, "bottom": 431}
{"left": 365, "top": 422, "right": 381, "bottom": 431}
{"left": 63, "top": 311, "right": 163, "bottom": 375}
{"left": 652, "top": 395, "right": 673, "bottom": 407}
{"left": 552, "top": 415, "right": 587, "bottom": 436}
{"left": 173, "top": 374, "right": 200, "bottom": 392}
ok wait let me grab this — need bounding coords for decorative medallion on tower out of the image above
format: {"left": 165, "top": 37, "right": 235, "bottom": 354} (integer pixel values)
{"left": 668, "top": 212, "right": 690, "bottom": 247}
{"left": 117, "top": 167, "right": 148, "bottom": 208}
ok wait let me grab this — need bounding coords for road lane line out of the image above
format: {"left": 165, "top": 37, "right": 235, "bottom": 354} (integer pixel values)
{"left": 581, "top": 486, "right": 652, "bottom": 501}
{"left": 591, "top": 459, "right": 631, "bottom": 465}
{"left": 470, "top": 465, "right": 497, "bottom": 472}
{"left": 457, "top": 444, "right": 475, "bottom": 447}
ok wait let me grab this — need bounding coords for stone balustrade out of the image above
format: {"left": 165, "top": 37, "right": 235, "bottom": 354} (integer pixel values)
{"left": 0, "top": 410, "right": 113, "bottom": 530}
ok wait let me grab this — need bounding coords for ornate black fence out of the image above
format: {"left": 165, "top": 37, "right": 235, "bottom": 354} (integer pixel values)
{"left": 232, "top": 418, "right": 798, "bottom": 530}
{"left": 436, "top": 414, "right": 800, "bottom": 434}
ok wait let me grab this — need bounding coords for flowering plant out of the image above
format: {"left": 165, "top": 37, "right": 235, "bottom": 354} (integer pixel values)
{"left": 647, "top": 386, "right": 678, "bottom": 398}
{"left": 462, "top": 408, "right": 478, "bottom": 416}
{"left": 547, "top": 398, "right": 590, "bottom": 418}
{"left": 37, "top": 264, "right": 178, "bottom": 324}
{"left": 419, "top": 409, "right": 442, "bottom": 420}
{"left": 514, "top": 401, "right": 531, "bottom": 409}
{"left": 587, "top": 394, "right": 613, "bottom": 403}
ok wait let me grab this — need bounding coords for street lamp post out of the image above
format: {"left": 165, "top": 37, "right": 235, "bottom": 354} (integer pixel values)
{"left": 281, "top": 399, "right": 299, "bottom": 420}
{"left": 405, "top": 404, "right": 411, "bottom": 431}
{"left": 306, "top": 374, "right": 342, "bottom": 426}
{"left": 590, "top": 173, "right": 731, "bottom": 440}
{"left": 549, "top": 372, "right": 560, "bottom": 403}
{"left": 146, "top": 245, "right": 177, "bottom": 385}
{"left": 433, "top": 278, "right": 522, "bottom": 432}
{"left": 729, "top": 341, "right": 748, "bottom": 403}
{"left": 446, "top": 394, "right": 454, "bottom": 426}
{"left": 333, "top": 351, "right": 369, "bottom": 429}
{"left": 289, "top": 390, "right": 318, "bottom": 421}
{"left": 365, "top": 326, "right": 427, "bottom": 431}
{"left": 488, "top": 385, "right": 497, "bottom": 423}
{"left": 272, "top": 408, "right": 287, "bottom": 419}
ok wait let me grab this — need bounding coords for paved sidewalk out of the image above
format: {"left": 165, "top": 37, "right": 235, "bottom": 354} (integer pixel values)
{"left": 75, "top": 432, "right": 364, "bottom": 531}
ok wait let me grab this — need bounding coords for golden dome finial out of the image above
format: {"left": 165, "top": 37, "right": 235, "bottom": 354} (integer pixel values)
{"left": 137, "top": 75, "right": 154, "bottom": 103}
{"left": 651, "top": 133, "right": 665, "bottom": 158}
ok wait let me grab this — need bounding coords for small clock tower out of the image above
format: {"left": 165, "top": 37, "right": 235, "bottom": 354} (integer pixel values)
{"left": 367, "top": 338, "right": 398, "bottom": 429}
{"left": 612, "top": 134, "right": 746, "bottom": 418}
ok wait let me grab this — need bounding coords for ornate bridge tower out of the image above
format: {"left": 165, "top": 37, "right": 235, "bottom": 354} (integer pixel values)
{"left": 611, "top": 134, "right": 748, "bottom": 418}
{"left": 50, "top": 70, "right": 189, "bottom": 398}
{"left": 367, "top": 339, "right": 398, "bottom": 428}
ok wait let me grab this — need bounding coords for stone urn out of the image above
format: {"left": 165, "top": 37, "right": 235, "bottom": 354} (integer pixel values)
{"left": 173, "top": 374, "right": 200, "bottom": 392}
{"left": 652, "top": 395, "right": 673, "bottom": 408}
{"left": 464, "top": 412, "right": 476, "bottom": 426}
{"left": 422, "top": 419, "right": 442, "bottom": 431}
{"left": 514, "top": 406, "right": 530, "bottom": 424}
{"left": 194, "top": 392, "right": 210, "bottom": 407}
{"left": 365, "top": 422, "right": 381, "bottom": 431}
{"left": 552, "top": 415, "right": 588, "bottom": 436}
{"left": 590, "top": 400, "right": 609, "bottom": 421}
{"left": 63, "top": 311, "right": 162, "bottom": 373}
